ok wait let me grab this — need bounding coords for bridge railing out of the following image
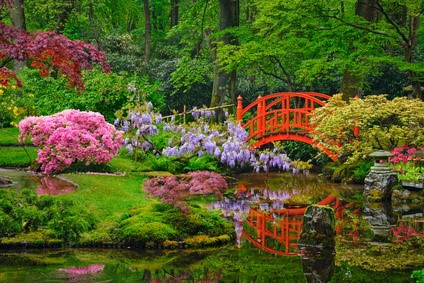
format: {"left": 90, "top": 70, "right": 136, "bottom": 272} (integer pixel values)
{"left": 239, "top": 194, "right": 348, "bottom": 256}
{"left": 237, "top": 92, "right": 331, "bottom": 141}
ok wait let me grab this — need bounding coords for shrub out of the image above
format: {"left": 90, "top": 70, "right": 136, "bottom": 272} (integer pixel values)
{"left": 144, "top": 171, "right": 229, "bottom": 213}
{"left": 0, "top": 190, "right": 96, "bottom": 244}
{"left": 311, "top": 94, "right": 424, "bottom": 165}
{"left": 18, "top": 109, "right": 123, "bottom": 174}
{"left": 114, "top": 202, "right": 234, "bottom": 246}
{"left": 46, "top": 199, "right": 97, "bottom": 245}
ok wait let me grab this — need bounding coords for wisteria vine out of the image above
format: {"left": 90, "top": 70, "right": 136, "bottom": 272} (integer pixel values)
{"left": 115, "top": 85, "right": 307, "bottom": 173}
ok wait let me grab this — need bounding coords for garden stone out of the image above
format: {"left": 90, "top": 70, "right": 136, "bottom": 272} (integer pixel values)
{"left": 0, "top": 176, "right": 12, "bottom": 187}
{"left": 363, "top": 201, "right": 396, "bottom": 241}
{"left": 363, "top": 171, "right": 398, "bottom": 202}
{"left": 298, "top": 205, "right": 336, "bottom": 282}
{"left": 298, "top": 205, "right": 336, "bottom": 249}
{"left": 301, "top": 247, "right": 335, "bottom": 283}
{"left": 392, "top": 188, "right": 424, "bottom": 204}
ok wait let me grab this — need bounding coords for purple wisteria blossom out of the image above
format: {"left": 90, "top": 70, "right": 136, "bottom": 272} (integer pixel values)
{"left": 118, "top": 102, "right": 300, "bottom": 173}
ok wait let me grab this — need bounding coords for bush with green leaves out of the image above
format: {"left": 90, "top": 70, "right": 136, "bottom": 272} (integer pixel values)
{"left": 113, "top": 202, "right": 234, "bottom": 246}
{"left": 4, "top": 67, "right": 165, "bottom": 124}
{"left": 311, "top": 94, "right": 424, "bottom": 165}
{"left": 0, "top": 189, "right": 96, "bottom": 245}
{"left": 412, "top": 268, "right": 424, "bottom": 283}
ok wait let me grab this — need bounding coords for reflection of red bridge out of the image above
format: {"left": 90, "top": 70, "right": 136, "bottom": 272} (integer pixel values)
{"left": 236, "top": 92, "right": 338, "bottom": 161}
{"left": 238, "top": 195, "right": 348, "bottom": 256}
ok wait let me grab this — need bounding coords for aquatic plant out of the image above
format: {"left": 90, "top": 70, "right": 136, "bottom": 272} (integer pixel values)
{"left": 18, "top": 109, "right": 123, "bottom": 174}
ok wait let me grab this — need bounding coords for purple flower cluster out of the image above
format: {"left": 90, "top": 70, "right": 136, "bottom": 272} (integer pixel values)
{"left": 118, "top": 102, "right": 296, "bottom": 173}
{"left": 18, "top": 110, "right": 123, "bottom": 174}
{"left": 191, "top": 107, "right": 218, "bottom": 120}
{"left": 115, "top": 101, "right": 161, "bottom": 156}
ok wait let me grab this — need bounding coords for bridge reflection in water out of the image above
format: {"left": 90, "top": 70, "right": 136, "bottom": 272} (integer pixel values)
{"left": 214, "top": 182, "right": 359, "bottom": 257}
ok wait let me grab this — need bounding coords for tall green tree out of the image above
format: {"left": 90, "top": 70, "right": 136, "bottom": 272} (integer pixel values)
{"left": 210, "top": 0, "right": 239, "bottom": 120}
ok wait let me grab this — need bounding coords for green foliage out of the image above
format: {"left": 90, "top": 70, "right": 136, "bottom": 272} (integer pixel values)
{"left": 353, "top": 161, "right": 373, "bottom": 183}
{"left": 114, "top": 201, "right": 233, "bottom": 246}
{"left": 149, "top": 155, "right": 184, "bottom": 174}
{"left": 8, "top": 68, "right": 164, "bottom": 123}
{"left": 184, "top": 155, "right": 220, "bottom": 172}
{"left": 45, "top": 198, "right": 97, "bottom": 245}
{"left": 412, "top": 268, "right": 424, "bottom": 283}
{"left": 0, "top": 189, "right": 96, "bottom": 245}
{"left": 311, "top": 94, "right": 424, "bottom": 165}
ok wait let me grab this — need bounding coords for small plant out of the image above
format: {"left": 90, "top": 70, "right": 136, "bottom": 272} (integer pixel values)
{"left": 0, "top": 189, "right": 96, "bottom": 244}
{"left": 391, "top": 221, "right": 424, "bottom": 243}
{"left": 412, "top": 268, "right": 424, "bottom": 283}
{"left": 389, "top": 145, "right": 424, "bottom": 182}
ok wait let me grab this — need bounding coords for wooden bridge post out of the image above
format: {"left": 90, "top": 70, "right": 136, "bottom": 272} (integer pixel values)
{"left": 257, "top": 96, "right": 265, "bottom": 137}
{"left": 237, "top": 96, "right": 243, "bottom": 123}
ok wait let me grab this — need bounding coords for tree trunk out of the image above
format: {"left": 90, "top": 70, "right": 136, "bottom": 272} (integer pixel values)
{"left": 340, "top": 0, "right": 382, "bottom": 101}
{"left": 170, "top": 0, "right": 179, "bottom": 27}
{"left": 355, "top": 0, "right": 381, "bottom": 22}
{"left": 10, "top": 0, "right": 26, "bottom": 73}
{"left": 405, "top": 14, "right": 422, "bottom": 99}
{"left": 340, "top": 71, "right": 361, "bottom": 101}
{"left": 210, "top": 0, "right": 239, "bottom": 121}
{"left": 88, "top": 0, "right": 103, "bottom": 51}
{"left": 143, "top": 0, "right": 151, "bottom": 67}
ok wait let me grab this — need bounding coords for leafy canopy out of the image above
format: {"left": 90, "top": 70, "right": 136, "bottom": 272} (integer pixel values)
{"left": 0, "top": 10, "right": 109, "bottom": 91}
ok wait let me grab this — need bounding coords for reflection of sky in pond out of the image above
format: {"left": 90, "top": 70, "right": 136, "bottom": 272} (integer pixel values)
{"left": 0, "top": 168, "right": 76, "bottom": 196}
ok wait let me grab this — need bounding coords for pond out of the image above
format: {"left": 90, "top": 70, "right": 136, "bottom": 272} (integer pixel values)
{"left": 0, "top": 168, "right": 77, "bottom": 195}
{"left": 0, "top": 171, "right": 423, "bottom": 282}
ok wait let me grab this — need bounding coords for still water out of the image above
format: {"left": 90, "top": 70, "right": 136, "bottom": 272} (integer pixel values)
{"left": 0, "top": 171, "right": 423, "bottom": 282}
{"left": 0, "top": 168, "right": 76, "bottom": 195}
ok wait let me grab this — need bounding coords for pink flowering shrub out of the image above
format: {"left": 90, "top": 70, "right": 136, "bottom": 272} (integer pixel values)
{"left": 389, "top": 145, "right": 424, "bottom": 182}
{"left": 18, "top": 109, "right": 123, "bottom": 174}
{"left": 144, "top": 171, "right": 228, "bottom": 213}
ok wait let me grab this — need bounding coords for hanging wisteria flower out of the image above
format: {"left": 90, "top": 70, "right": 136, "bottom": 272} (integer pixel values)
{"left": 116, "top": 100, "right": 300, "bottom": 173}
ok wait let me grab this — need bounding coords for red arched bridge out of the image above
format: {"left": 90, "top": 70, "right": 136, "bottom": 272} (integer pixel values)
{"left": 236, "top": 194, "right": 359, "bottom": 256}
{"left": 236, "top": 92, "right": 338, "bottom": 161}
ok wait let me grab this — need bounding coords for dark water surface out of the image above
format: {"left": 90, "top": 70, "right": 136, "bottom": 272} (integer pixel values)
{"left": 0, "top": 171, "right": 422, "bottom": 282}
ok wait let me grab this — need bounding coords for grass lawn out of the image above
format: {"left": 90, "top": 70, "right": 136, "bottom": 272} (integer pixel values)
{"left": 61, "top": 173, "right": 147, "bottom": 220}
{"left": 0, "top": 127, "right": 32, "bottom": 146}
{"left": 0, "top": 146, "right": 37, "bottom": 167}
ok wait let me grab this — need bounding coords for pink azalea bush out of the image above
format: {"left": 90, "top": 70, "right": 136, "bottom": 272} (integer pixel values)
{"left": 18, "top": 109, "right": 123, "bottom": 174}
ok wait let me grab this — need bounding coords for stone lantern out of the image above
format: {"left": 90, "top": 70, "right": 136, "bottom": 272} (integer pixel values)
{"left": 369, "top": 150, "right": 393, "bottom": 173}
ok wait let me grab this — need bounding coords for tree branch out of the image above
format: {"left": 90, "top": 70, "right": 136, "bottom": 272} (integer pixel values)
{"left": 0, "top": 57, "right": 12, "bottom": 68}
{"left": 375, "top": 0, "right": 409, "bottom": 45}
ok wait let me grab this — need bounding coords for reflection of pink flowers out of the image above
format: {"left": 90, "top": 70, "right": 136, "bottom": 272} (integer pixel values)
{"left": 18, "top": 110, "right": 123, "bottom": 174}
{"left": 58, "top": 264, "right": 104, "bottom": 275}
{"left": 36, "top": 177, "right": 76, "bottom": 196}
{"left": 392, "top": 222, "right": 424, "bottom": 243}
